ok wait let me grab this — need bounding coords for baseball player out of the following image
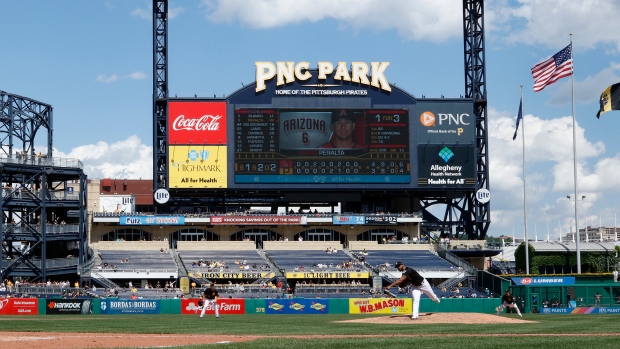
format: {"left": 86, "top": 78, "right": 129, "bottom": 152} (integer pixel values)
{"left": 320, "top": 109, "right": 364, "bottom": 149}
{"left": 496, "top": 289, "right": 522, "bottom": 317}
{"left": 199, "top": 283, "right": 219, "bottom": 318}
{"left": 386, "top": 261, "right": 441, "bottom": 320}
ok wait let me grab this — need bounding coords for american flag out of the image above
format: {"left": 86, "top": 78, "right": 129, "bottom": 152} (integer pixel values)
{"left": 531, "top": 44, "right": 573, "bottom": 92}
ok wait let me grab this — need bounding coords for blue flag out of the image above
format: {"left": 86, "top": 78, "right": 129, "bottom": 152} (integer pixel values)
{"left": 513, "top": 97, "right": 523, "bottom": 140}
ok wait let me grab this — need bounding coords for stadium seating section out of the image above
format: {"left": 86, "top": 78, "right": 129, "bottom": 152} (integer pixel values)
{"left": 265, "top": 250, "right": 364, "bottom": 272}
{"left": 358, "top": 250, "right": 454, "bottom": 271}
{"left": 98, "top": 250, "right": 177, "bottom": 271}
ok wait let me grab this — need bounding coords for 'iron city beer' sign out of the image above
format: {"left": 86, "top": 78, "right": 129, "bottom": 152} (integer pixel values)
{"left": 255, "top": 61, "right": 391, "bottom": 92}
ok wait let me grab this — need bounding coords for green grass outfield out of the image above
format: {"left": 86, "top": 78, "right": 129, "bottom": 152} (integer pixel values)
{"left": 1, "top": 314, "right": 619, "bottom": 349}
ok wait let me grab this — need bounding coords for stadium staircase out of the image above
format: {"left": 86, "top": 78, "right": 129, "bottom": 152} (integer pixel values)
{"left": 90, "top": 270, "right": 120, "bottom": 290}
{"left": 171, "top": 249, "right": 210, "bottom": 295}
{"left": 171, "top": 249, "right": 189, "bottom": 279}
{"left": 435, "top": 245, "right": 477, "bottom": 288}
{"left": 257, "top": 248, "right": 283, "bottom": 277}
{"left": 436, "top": 245, "right": 477, "bottom": 275}
{"left": 250, "top": 250, "right": 284, "bottom": 288}
{"left": 78, "top": 248, "right": 120, "bottom": 290}
{"left": 436, "top": 271, "right": 467, "bottom": 290}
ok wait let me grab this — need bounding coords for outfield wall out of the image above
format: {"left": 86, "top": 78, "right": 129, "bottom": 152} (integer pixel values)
{"left": 0, "top": 297, "right": 508, "bottom": 315}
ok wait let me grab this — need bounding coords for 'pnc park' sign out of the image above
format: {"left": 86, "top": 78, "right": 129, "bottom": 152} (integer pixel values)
{"left": 188, "top": 271, "right": 274, "bottom": 279}
{"left": 285, "top": 271, "right": 369, "bottom": 279}
{"left": 255, "top": 61, "right": 391, "bottom": 92}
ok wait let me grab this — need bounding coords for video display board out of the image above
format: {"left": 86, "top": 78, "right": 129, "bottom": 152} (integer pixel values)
{"left": 234, "top": 108, "right": 410, "bottom": 184}
{"left": 165, "top": 74, "right": 478, "bottom": 191}
{"left": 417, "top": 145, "right": 475, "bottom": 187}
{"left": 168, "top": 145, "right": 228, "bottom": 188}
{"left": 416, "top": 100, "right": 475, "bottom": 144}
{"left": 168, "top": 101, "right": 229, "bottom": 189}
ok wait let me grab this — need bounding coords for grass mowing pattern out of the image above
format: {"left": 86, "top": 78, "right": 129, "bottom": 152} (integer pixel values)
{"left": 1, "top": 314, "right": 619, "bottom": 349}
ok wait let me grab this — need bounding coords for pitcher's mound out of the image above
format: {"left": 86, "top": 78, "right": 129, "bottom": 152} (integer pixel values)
{"left": 339, "top": 313, "right": 535, "bottom": 324}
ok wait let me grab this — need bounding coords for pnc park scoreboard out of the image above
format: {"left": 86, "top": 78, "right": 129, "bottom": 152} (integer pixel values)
{"left": 166, "top": 62, "right": 476, "bottom": 194}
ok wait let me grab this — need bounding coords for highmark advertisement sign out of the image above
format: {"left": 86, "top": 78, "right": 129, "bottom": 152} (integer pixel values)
{"left": 168, "top": 145, "right": 228, "bottom": 189}
{"left": 349, "top": 298, "right": 411, "bottom": 314}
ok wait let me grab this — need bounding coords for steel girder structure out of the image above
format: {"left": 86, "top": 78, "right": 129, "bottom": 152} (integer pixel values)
{"left": 0, "top": 91, "right": 88, "bottom": 281}
{"left": 0, "top": 163, "right": 88, "bottom": 281}
{"left": 151, "top": 0, "right": 490, "bottom": 238}
{"left": 420, "top": 0, "right": 489, "bottom": 240}
{"left": 0, "top": 90, "right": 53, "bottom": 159}
{"left": 153, "top": 0, "right": 169, "bottom": 198}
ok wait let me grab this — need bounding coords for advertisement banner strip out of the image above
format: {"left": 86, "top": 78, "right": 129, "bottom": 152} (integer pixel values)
{"left": 209, "top": 216, "right": 307, "bottom": 225}
{"left": 349, "top": 298, "right": 411, "bottom": 314}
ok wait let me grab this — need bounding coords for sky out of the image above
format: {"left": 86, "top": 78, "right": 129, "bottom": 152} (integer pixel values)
{"left": 3, "top": 0, "right": 620, "bottom": 240}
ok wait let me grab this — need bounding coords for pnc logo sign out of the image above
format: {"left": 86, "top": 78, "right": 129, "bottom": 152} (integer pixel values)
{"left": 420, "top": 111, "right": 471, "bottom": 127}
{"left": 420, "top": 111, "right": 436, "bottom": 127}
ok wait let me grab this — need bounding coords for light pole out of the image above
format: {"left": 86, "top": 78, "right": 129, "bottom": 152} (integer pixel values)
{"left": 567, "top": 195, "right": 585, "bottom": 274}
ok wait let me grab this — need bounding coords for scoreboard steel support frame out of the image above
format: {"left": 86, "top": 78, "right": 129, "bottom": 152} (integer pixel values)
{"left": 153, "top": 0, "right": 169, "bottom": 201}
{"left": 151, "top": 0, "right": 492, "bottom": 239}
{"left": 464, "top": 0, "right": 490, "bottom": 239}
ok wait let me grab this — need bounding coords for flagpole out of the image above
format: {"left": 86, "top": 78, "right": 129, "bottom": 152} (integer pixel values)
{"left": 520, "top": 84, "right": 529, "bottom": 274}
{"left": 600, "top": 214, "right": 603, "bottom": 242}
{"left": 570, "top": 33, "right": 581, "bottom": 274}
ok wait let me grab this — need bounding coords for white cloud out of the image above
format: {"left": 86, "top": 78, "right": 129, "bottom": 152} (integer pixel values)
{"left": 96, "top": 72, "right": 147, "bottom": 83}
{"left": 489, "top": 0, "right": 620, "bottom": 51}
{"left": 95, "top": 74, "right": 119, "bottom": 83}
{"left": 484, "top": 103, "right": 620, "bottom": 238}
{"left": 53, "top": 135, "right": 153, "bottom": 180}
{"left": 128, "top": 71, "right": 147, "bottom": 80}
{"left": 131, "top": 7, "right": 151, "bottom": 20}
{"left": 169, "top": 5, "right": 186, "bottom": 19}
{"left": 200, "top": 0, "right": 462, "bottom": 42}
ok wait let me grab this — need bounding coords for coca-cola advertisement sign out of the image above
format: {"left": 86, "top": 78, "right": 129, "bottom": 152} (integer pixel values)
{"left": 169, "top": 102, "right": 227, "bottom": 145}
